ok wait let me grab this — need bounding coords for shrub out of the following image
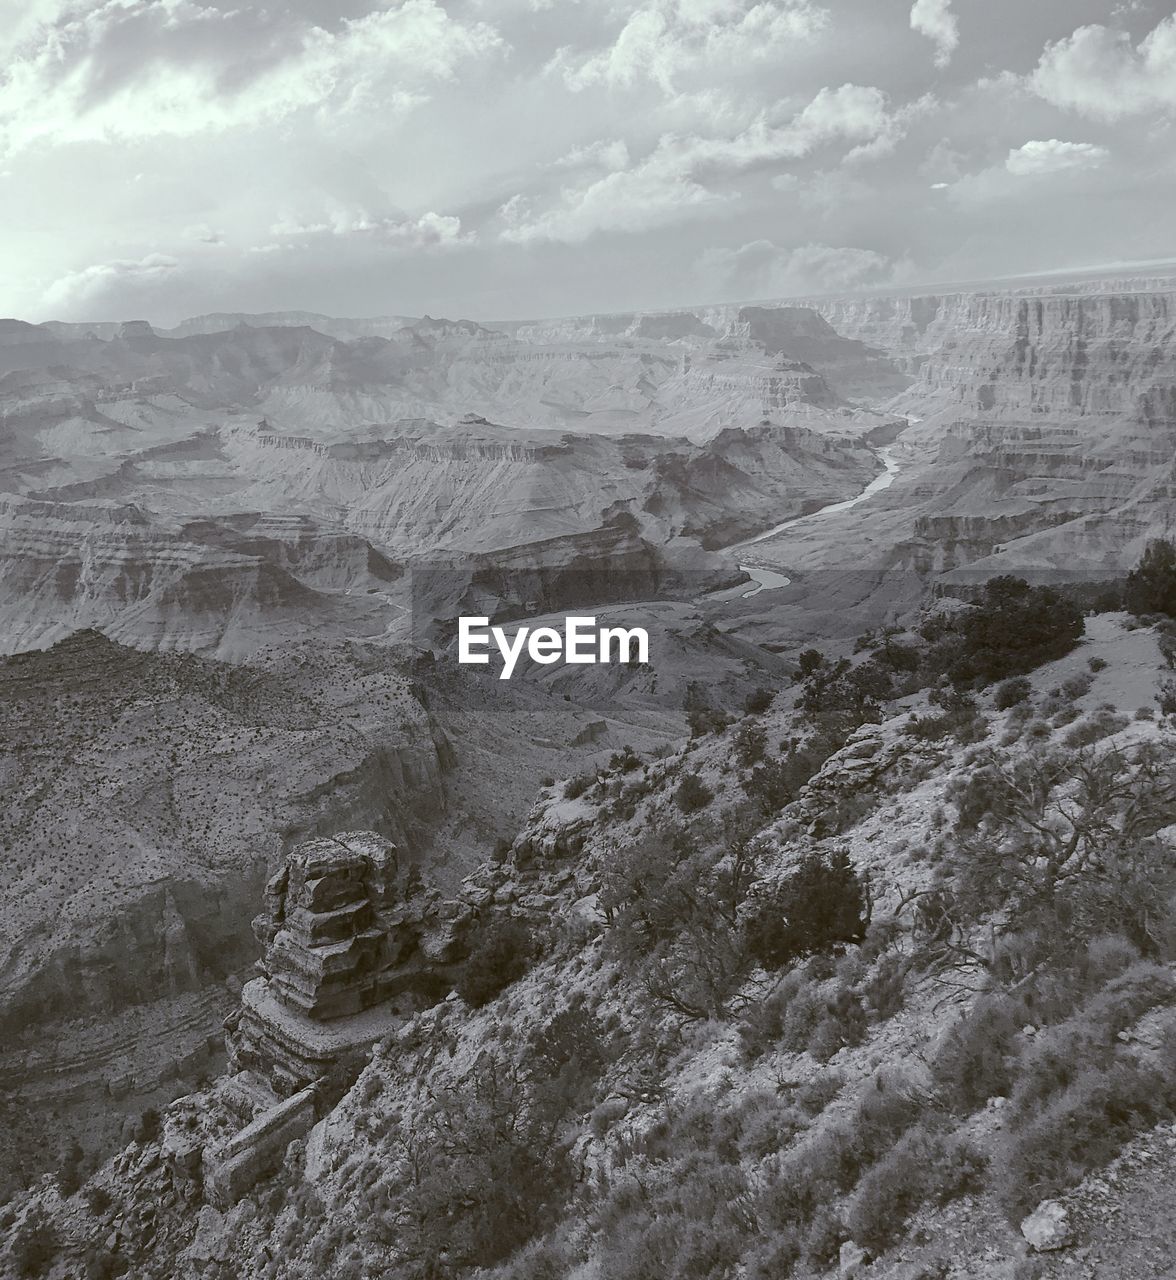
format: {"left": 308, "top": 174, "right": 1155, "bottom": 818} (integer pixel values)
{"left": 1157, "top": 679, "right": 1176, "bottom": 716}
{"left": 10, "top": 1211, "right": 58, "bottom": 1279}
{"left": 564, "top": 772, "right": 595, "bottom": 800}
{"left": 807, "top": 988, "right": 867, "bottom": 1063}
{"left": 998, "top": 1058, "right": 1175, "bottom": 1218}
{"left": 734, "top": 721, "right": 768, "bottom": 767}
{"left": 846, "top": 1128, "right": 930, "bottom": 1250}
{"left": 1062, "top": 708, "right": 1128, "bottom": 748}
{"left": 803, "top": 1205, "right": 845, "bottom": 1270}
{"left": 392, "top": 1052, "right": 575, "bottom": 1270}
{"left": 994, "top": 677, "right": 1032, "bottom": 710}
{"left": 935, "top": 578, "right": 1083, "bottom": 686}
{"left": 933, "top": 996, "right": 1026, "bottom": 1114}
{"left": 674, "top": 773, "right": 713, "bottom": 813}
{"left": 744, "top": 851, "right": 868, "bottom": 970}
{"left": 862, "top": 952, "right": 910, "bottom": 1021}
{"left": 796, "top": 649, "right": 826, "bottom": 678}
{"left": 847, "top": 1127, "right": 985, "bottom": 1251}
{"left": 744, "top": 1230, "right": 802, "bottom": 1280}
{"left": 779, "top": 983, "right": 827, "bottom": 1054}
{"left": 134, "top": 1107, "right": 161, "bottom": 1144}
{"left": 743, "top": 687, "right": 774, "bottom": 715}
{"left": 685, "top": 682, "right": 731, "bottom": 737}
{"left": 1125, "top": 538, "right": 1176, "bottom": 618}
{"left": 457, "top": 917, "right": 534, "bottom": 1008}
{"left": 737, "top": 980, "right": 795, "bottom": 1061}
{"left": 743, "top": 757, "right": 793, "bottom": 813}
{"left": 735, "top": 1092, "right": 805, "bottom": 1160}
{"left": 84, "top": 1184, "right": 113, "bottom": 1216}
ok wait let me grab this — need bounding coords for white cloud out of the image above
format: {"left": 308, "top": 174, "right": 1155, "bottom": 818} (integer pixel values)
{"left": 557, "top": 0, "right": 828, "bottom": 95}
{"left": 1005, "top": 139, "right": 1109, "bottom": 177}
{"left": 700, "top": 239, "right": 900, "bottom": 297}
{"left": 910, "top": 0, "right": 959, "bottom": 69}
{"left": 44, "top": 253, "right": 180, "bottom": 312}
{"left": 500, "top": 151, "right": 728, "bottom": 244}
{"left": 1031, "top": 15, "right": 1176, "bottom": 121}
{"left": 551, "top": 138, "right": 632, "bottom": 171}
{"left": 0, "top": 0, "right": 502, "bottom": 155}
{"left": 270, "top": 209, "right": 475, "bottom": 249}
{"left": 500, "top": 82, "right": 913, "bottom": 244}
{"left": 184, "top": 224, "right": 224, "bottom": 245}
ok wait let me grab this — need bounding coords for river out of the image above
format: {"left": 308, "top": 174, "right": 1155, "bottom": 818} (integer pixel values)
{"left": 733, "top": 444, "right": 903, "bottom": 597}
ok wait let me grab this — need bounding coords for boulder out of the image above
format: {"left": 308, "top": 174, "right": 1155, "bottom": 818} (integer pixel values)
{"left": 839, "top": 1239, "right": 869, "bottom": 1274}
{"left": 1020, "top": 1199, "right": 1072, "bottom": 1251}
{"left": 185, "top": 1205, "right": 232, "bottom": 1264}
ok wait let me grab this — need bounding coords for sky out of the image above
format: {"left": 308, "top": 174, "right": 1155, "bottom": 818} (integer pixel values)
{"left": 1, "top": 0, "right": 1175, "bottom": 325}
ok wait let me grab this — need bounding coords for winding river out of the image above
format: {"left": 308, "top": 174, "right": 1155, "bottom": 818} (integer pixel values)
{"left": 733, "top": 444, "right": 904, "bottom": 598}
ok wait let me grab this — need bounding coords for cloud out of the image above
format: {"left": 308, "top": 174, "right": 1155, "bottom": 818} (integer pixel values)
{"left": 184, "top": 224, "right": 224, "bottom": 245}
{"left": 44, "top": 253, "right": 180, "bottom": 313}
{"left": 551, "top": 138, "right": 632, "bottom": 171}
{"left": 270, "top": 209, "right": 475, "bottom": 249}
{"left": 700, "top": 239, "right": 900, "bottom": 298}
{"left": 1031, "top": 15, "right": 1176, "bottom": 120}
{"left": 502, "top": 83, "right": 919, "bottom": 244}
{"left": 0, "top": 0, "right": 502, "bottom": 154}
{"left": 500, "top": 151, "right": 728, "bottom": 244}
{"left": 1005, "top": 139, "right": 1109, "bottom": 177}
{"left": 557, "top": 0, "right": 828, "bottom": 95}
{"left": 909, "top": 0, "right": 959, "bottom": 69}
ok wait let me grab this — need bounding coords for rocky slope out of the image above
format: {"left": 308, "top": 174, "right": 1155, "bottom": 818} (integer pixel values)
{"left": 2, "top": 601, "right": 767, "bottom": 1198}
{"left": 3, "top": 604, "right": 1173, "bottom": 1278}
{"left": 0, "top": 630, "right": 449, "bottom": 1195}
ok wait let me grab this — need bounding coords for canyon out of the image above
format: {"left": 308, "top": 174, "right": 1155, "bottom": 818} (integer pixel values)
{"left": 2, "top": 267, "right": 1176, "bottom": 1214}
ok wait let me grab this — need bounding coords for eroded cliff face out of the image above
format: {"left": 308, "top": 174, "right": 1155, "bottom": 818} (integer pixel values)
{"left": 749, "top": 284, "right": 1176, "bottom": 585}
{"left": 216, "top": 417, "right": 880, "bottom": 559}
{"left": 0, "top": 495, "right": 401, "bottom": 658}
{"left": 0, "top": 629, "right": 461, "bottom": 1195}
{"left": 889, "top": 292, "right": 1176, "bottom": 420}
{"left": 0, "top": 632, "right": 451, "bottom": 1039}
{"left": 815, "top": 286, "right": 1176, "bottom": 390}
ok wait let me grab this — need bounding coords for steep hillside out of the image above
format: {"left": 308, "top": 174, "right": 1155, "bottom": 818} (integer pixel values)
{"left": 5, "top": 597, "right": 1173, "bottom": 1279}
{"left": 0, "top": 597, "right": 792, "bottom": 1200}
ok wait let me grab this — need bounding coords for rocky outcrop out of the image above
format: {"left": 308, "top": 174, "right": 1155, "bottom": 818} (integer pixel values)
{"left": 1020, "top": 1199, "right": 1073, "bottom": 1251}
{"left": 158, "top": 832, "right": 475, "bottom": 1207}
{"left": 252, "top": 835, "right": 412, "bottom": 1020}
{"left": 226, "top": 834, "right": 452, "bottom": 1099}
{"left": 736, "top": 305, "right": 911, "bottom": 402}
{"left": 202, "top": 1087, "right": 318, "bottom": 1210}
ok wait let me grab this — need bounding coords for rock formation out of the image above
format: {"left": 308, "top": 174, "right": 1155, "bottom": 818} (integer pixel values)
{"left": 227, "top": 833, "right": 449, "bottom": 1100}
{"left": 156, "top": 832, "right": 466, "bottom": 1207}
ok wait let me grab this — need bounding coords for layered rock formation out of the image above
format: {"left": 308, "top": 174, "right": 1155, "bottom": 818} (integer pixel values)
{"left": 741, "top": 283, "right": 1176, "bottom": 591}
{"left": 0, "top": 494, "right": 400, "bottom": 658}
{"left": 159, "top": 832, "right": 468, "bottom": 1207}
{"left": 227, "top": 834, "right": 434, "bottom": 1099}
